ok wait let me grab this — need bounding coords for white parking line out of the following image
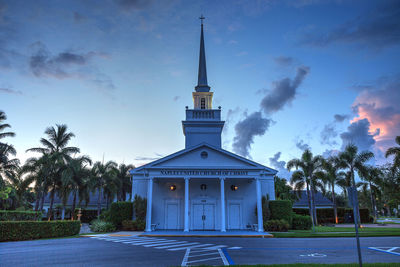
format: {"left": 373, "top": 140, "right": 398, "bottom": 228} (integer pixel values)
{"left": 144, "top": 241, "right": 187, "bottom": 247}
{"left": 186, "top": 257, "right": 222, "bottom": 264}
{"left": 218, "top": 248, "right": 229, "bottom": 265}
{"left": 155, "top": 242, "right": 198, "bottom": 249}
{"left": 181, "top": 248, "right": 191, "bottom": 266}
{"left": 168, "top": 243, "right": 214, "bottom": 251}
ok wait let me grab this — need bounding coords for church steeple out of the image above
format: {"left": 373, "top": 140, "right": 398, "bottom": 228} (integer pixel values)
{"left": 193, "top": 16, "right": 213, "bottom": 110}
{"left": 195, "top": 15, "right": 210, "bottom": 92}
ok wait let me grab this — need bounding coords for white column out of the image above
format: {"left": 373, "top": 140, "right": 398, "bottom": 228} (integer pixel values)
{"left": 184, "top": 177, "right": 190, "bottom": 232}
{"left": 220, "top": 177, "right": 226, "bottom": 232}
{"left": 145, "top": 177, "right": 153, "bottom": 232}
{"left": 256, "top": 178, "right": 263, "bottom": 232}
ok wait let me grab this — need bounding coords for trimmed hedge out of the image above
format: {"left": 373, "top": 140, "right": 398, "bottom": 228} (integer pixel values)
{"left": 110, "top": 202, "right": 133, "bottom": 227}
{"left": 264, "top": 219, "right": 289, "bottom": 232}
{"left": 292, "top": 214, "right": 312, "bottom": 230}
{"left": 269, "top": 200, "right": 293, "bottom": 226}
{"left": 0, "top": 210, "right": 42, "bottom": 221}
{"left": 293, "top": 208, "right": 371, "bottom": 224}
{"left": 0, "top": 221, "right": 81, "bottom": 242}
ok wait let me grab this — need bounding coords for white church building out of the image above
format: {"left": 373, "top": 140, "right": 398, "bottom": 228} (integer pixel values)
{"left": 131, "top": 19, "right": 277, "bottom": 233}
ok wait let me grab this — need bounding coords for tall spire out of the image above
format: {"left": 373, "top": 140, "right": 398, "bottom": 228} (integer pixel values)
{"left": 195, "top": 15, "right": 210, "bottom": 92}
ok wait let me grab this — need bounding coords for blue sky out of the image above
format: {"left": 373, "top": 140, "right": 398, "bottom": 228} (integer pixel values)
{"left": 1, "top": 0, "right": 399, "bottom": 178}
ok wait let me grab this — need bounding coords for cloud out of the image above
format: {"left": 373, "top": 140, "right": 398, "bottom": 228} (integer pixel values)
{"left": 320, "top": 124, "right": 338, "bottom": 146}
{"left": 334, "top": 114, "right": 349, "bottom": 122}
{"left": 0, "top": 87, "right": 22, "bottom": 95}
{"left": 173, "top": 96, "right": 180, "bottom": 101}
{"left": 301, "top": 1, "right": 400, "bottom": 49}
{"left": 232, "top": 112, "right": 272, "bottom": 157}
{"left": 29, "top": 42, "right": 91, "bottom": 78}
{"left": 340, "top": 118, "right": 378, "bottom": 152}
{"left": 135, "top": 152, "right": 164, "bottom": 161}
{"left": 232, "top": 65, "right": 310, "bottom": 157}
{"left": 274, "top": 56, "right": 294, "bottom": 67}
{"left": 260, "top": 66, "right": 310, "bottom": 114}
{"left": 322, "top": 149, "right": 339, "bottom": 159}
{"left": 350, "top": 74, "right": 400, "bottom": 154}
{"left": 295, "top": 138, "right": 310, "bottom": 151}
{"left": 320, "top": 114, "right": 350, "bottom": 146}
{"left": 114, "top": 0, "right": 153, "bottom": 11}
{"left": 28, "top": 42, "right": 114, "bottom": 92}
{"left": 73, "top": 12, "right": 86, "bottom": 23}
{"left": 269, "top": 152, "right": 291, "bottom": 179}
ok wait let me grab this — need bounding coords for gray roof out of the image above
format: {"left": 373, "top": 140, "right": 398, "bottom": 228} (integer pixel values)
{"left": 42, "top": 191, "right": 108, "bottom": 207}
{"left": 293, "top": 190, "right": 334, "bottom": 208}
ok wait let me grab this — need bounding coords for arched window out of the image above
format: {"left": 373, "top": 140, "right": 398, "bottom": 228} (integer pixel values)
{"left": 200, "top": 98, "right": 206, "bottom": 109}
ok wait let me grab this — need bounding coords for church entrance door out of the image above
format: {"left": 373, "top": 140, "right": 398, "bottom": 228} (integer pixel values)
{"left": 192, "top": 203, "right": 215, "bottom": 230}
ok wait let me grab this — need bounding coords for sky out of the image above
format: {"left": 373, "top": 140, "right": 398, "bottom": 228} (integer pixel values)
{"left": 1, "top": 0, "right": 399, "bottom": 179}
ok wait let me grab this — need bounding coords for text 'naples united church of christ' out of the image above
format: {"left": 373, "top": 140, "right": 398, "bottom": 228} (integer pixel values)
{"left": 131, "top": 19, "right": 277, "bottom": 233}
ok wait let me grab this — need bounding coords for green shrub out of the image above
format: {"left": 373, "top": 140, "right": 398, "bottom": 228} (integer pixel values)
{"left": 0, "top": 210, "right": 42, "bottom": 221}
{"left": 109, "top": 202, "right": 133, "bottom": 227}
{"left": 269, "top": 200, "right": 293, "bottom": 226}
{"left": 292, "top": 214, "right": 312, "bottom": 230}
{"left": 121, "top": 219, "right": 145, "bottom": 231}
{"left": 99, "top": 209, "right": 112, "bottom": 222}
{"left": 90, "top": 219, "right": 116, "bottom": 232}
{"left": 0, "top": 221, "right": 80, "bottom": 241}
{"left": 293, "top": 208, "right": 372, "bottom": 224}
{"left": 133, "top": 195, "right": 147, "bottom": 221}
{"left": 264, "top": 219, "right": 289, "bottom": 232}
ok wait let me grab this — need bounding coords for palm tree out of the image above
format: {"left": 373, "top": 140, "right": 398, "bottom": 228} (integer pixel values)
{"left": 91, "top": 161, "right": 118, "bottom": 217}
{"left": 287, "top": 149, "right": 323, "bottom": 229}
{"left": 0, "top": 111, "right": 16, "bottom": 153}
{"left": 27, "top": 124, "right": 79, "bottom": 220}
{"left": 386, "top": 136, "right": 400, "bottom": 171}
{"left": 61, "top": 156, "right": 92, "bottom": 220}
{"left": 358, "top": 166, "right": 381, "bottom": 223}
{"left": 0, "top": 111, "right": 19, "bottom": 187}
{"left": 317, "top": 157, "right": 345, "bottom": 224}
{"left": 116, "top": 163, "right": 134, "bottom": 201}
{"left": 338, "top": 144, "right": 374, "bottom": 225}
{"left": 22, "top": 154, "right": 53, "bottom": 211}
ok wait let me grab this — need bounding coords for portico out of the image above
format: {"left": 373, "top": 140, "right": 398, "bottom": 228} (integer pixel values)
{"left": 130, "top": 18, "right": 277, "bottom": 233}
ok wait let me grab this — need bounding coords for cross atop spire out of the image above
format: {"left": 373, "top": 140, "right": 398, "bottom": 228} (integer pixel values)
{"left": 199, "top": 15, "right": 205, "bottom": 25}
{"left": 195, "top": 15, "right": 210, "bottom": 92}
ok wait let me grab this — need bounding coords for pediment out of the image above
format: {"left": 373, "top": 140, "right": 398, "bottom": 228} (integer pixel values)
{"left": 132, "top": 143, "right": 277, "bottom": 173}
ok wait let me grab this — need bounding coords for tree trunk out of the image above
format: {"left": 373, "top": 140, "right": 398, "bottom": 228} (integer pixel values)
{"left": 306, "top": 183, "right": 315, "bottom": 227}
{"left": 47, "top": 187, "right": 56, "bottom": 221}
{"left": 332, "top": 184, "right": 338, "bottom": 224}
{"left": 61, "top": 207, "right": 65, "bottom": 220}
{"left": 97, "top": 188, "right": 102, "bottom": 218}
{"left": 106, "top": 195, "right": 109, "bottom": 210}
{"left": 34, "top": 191, "right": 41, "bottom": 211}
{"left": 71, "top": 190, "right": 77, "bottom": 220}
{"left": 369, "top": 182, "right": 377, "bottom": 223}
{"left": 40, "top": 191, "right": 45, "bottom": 211}
{"left": 311, "top": 187, "right": 318, "bottom": 225}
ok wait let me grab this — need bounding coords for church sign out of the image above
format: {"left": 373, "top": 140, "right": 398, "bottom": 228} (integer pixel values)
{"left": 159, "top": 169, "right": 248, "bottom": 177}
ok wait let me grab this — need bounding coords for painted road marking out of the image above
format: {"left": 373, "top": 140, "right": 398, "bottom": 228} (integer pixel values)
{"left": 168, "top": 243, "right": 215, "bottom": 251}
{"left": 181, "top": 248, "right": 229, "bottom": 266}
{"left": 368, "top": 247, "right": 400, "bottom": 256}
{"left": 89, "top": 235, "right": 240, "bottom": 253}
{"left": 299, "top": 253, "right": 327, "bottom": 257}
{"left": 155, "top": 242, "right": 199, "bottom": 249}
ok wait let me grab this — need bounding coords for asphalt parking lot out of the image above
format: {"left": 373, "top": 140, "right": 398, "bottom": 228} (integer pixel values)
{"left": 1, "top": 235, "right": 399, "bottom": 266}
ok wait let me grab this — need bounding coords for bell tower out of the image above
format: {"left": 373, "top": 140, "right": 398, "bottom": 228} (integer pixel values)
{"left": 182, "top": 16, "right": 224, "bottom": 148}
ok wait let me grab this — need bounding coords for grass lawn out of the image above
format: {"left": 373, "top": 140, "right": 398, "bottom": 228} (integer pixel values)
{"left": 197, "top": 264, "right": 400, "bottom": 267}
{"left": 271, "top": 226, "right": 400, "bottom": 238}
